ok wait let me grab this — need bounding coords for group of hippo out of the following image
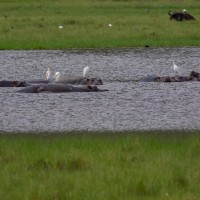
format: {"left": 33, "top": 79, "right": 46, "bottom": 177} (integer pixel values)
{"left": 0, "top": 74, "right": 107, "bottom": 93}
{"left": 2, "top": 67, "right": 200, "bottom": 93}
{"left": 140, "top": 71, "right": 200, "bottom": 83}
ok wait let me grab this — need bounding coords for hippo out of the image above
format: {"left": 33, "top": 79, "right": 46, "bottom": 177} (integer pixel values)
{"left": 188, "top": 71, "right": 200, "bottom": 81}
{"left": 0, "top": 80, "right": 27, "bottom": 87}
{"left": 154, "top": 76, "right": 188, "bottom": 82}
{"left": 168, "top": 9, "right": 196, "bottom": 21}
{"left": 55, "top": 76, "right": 103, "bottom": 85}
{"left": 17, "top": 83, "right": 108, "bottom": 93}
{"left": 26, "top": 76, "right": 103, "bottom": 85}
{"left": 140, "top": 71, "right": 200, "bottom": 82}
{"left": 140, "top": 75, "right": 189, "bottom": 83}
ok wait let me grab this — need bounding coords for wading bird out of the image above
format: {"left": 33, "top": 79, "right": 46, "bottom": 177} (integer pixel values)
{"left": 83, "top": 66, "right": 89, "bottom": 77}
{"left": 173, "top": 61, "right": 179, "bottom": 75}
{"left": 54, "top": 72, "right": 60, "bottom": 82}
{"left": 46, "top": 67, "right": 51, "bottom": 80}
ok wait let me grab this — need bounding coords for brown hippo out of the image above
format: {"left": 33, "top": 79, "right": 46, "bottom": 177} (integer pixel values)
{"left": 26, "top": 76, "right": 103, "bottom": 85}
{"left": 0, "top": 80, "right": 27, "bottom": 87}
{"left": 140, "top": 71, "right": 200, "bottom": 82}
{"left": 17, "top": 83, "right": 108, "bottom": 93}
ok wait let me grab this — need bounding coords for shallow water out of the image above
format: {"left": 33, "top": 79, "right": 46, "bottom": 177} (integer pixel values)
{"left": 0, "top": 48, "right": 200, "bottom": 132}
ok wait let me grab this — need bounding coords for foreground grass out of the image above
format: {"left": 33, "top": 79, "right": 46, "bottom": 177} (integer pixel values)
{"left": 0, "top": 131, "right": 200, "bottom": 199}
{"left": 0, "top": 0, "right": 200, "bottom": 49}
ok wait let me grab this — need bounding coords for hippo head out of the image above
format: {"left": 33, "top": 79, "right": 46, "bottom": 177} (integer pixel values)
{"left": 190, "top": 71, "right": 200, "bottom": 78}
{"left": 86, "top": 85, "right": 98, "bottom": 92}
{"left": 85, "top": 78, "right": 103, "bottom": 85}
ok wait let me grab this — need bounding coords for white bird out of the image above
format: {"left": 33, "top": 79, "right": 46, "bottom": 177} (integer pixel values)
{"left": 173, "top": 61, "right": 179, "bottom": 75}
{"left": 83, "top": 66, "right": 89, "bottom": 77}
{"left": 54, "top": 72, "right": 60, "bottom": 82}
{"left": 46, "top": 67, "right": 51, "bottom": 80}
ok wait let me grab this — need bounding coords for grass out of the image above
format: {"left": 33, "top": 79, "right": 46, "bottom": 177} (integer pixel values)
{"left": 1, "top": 131, "right": 200, "bottom": 199}
{"left": 0, "top": 0, "right": 200, "bottom": 49}
{"left": 1, "top": 1, "right": 200, "bottom": 198}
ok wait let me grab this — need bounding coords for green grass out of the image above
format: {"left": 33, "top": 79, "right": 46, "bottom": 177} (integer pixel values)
{"left": 0, "top": 0, "right": 200, "bottom": 49}
{"left": 1, "top": 131, "right": 200, "bottom": 199}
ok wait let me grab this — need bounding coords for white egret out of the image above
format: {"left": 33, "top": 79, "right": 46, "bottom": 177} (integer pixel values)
{"left": 173, "top": 61, "right": 179, "bottom": 75}
{"left": 54, "top": 72, "right": 60, "bottom": 82}
{"left": 83, "top": 66, "right": 89, "bottom": 77}
{"left": 58, "top": 25, "right": 63, "bottom": 29}
{"left": 46, "top": 67, "right": 51, "bottom": 80}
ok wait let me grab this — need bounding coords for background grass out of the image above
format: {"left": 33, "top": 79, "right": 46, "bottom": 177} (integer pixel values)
{"left": 1, "top": 1, "right": 200, "bottom": 198}
{"left": 0, "top": 131, "right": 200, "bottom": 199}
{"left": 0, "top": 0, "right": 200, "bottom": 49}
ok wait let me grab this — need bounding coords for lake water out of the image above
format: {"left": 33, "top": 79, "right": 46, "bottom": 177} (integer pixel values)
{"left": 0, "top": 48, "right": 200, "bottom": 132}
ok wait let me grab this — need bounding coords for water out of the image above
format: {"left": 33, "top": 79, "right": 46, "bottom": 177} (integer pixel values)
{"left": 0, "top": 48, "right": 200, "bottom": 132}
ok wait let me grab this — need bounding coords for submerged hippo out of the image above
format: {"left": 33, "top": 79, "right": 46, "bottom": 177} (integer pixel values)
{"left": 140, "top": 71, "right": 200, "bottom": 82}
{"left": 55, "top": 76, "right": 103, "bottom": 85}
{"left": 25, "top": 79, "right": 51, "bottom": 85}
{"left": 18, "top": 83, "right": 108, "bottom": 93}
{"left": 0, "top": 80, "right": 27, "bottom": 87}
{"left": 140, "top": 75, "right": 189, "bottom": 82}
{"left": 26, "top": 76, "right": 103, "bottom": 85}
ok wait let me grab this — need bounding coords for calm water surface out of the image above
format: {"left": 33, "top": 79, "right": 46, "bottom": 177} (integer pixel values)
{"left": 0, "top": 48, "right": 200, "bottom": 132}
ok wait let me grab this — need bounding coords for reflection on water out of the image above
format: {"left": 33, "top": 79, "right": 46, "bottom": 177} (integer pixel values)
{"left": 0, "top": 48, "right": 200, "bottom": 132}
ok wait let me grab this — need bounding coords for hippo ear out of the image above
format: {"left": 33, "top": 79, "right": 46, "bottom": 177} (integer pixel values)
{"left": 86, "top": 78, "right": 91, "bottom": 86}
{"left": 12, "top": 81, "right": 17, "bottom": 87}
{"left": 88, "top": 85, "right": 92, "bottom": 89}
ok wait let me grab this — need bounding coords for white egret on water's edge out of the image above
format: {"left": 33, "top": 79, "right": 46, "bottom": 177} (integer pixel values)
{"left": 54, "top": 72, "right": 60, "bottom": 82}
{"left": 173, "top": 61, "right": 179, "bottom": 75}
{"left": 83, "top": 66, "right": 89, "bottom": 77}
{"left": 46, "top": 67, "right": 50, "bottom": 80}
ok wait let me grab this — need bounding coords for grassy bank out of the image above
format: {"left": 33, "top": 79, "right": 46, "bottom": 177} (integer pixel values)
{"left": 0, "top": 0, "right": 200, "bottom": 49}
{"left": 0, "top": 131, "right": 200, "bottom": 199}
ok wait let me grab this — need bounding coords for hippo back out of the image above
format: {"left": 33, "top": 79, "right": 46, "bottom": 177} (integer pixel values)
{"left": 26, "top": 79, "right": 51, "bottom": 85}
{"left": 56, "top": 76, "right": 103, "bottom": 85}
{"left": 18, "top": 85, "right": 42, "bottom": 93}
{"left": 17, "top": 83, "right": 104, "bottom": 93}
{"left": 139, "top": 75, "right": 157, "bottom": 82}
{"left": 38, "top": 84, "right": 73, "bottom": 93}
{"left": 0, "top": 80, "right": 27, "bottom": 87}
